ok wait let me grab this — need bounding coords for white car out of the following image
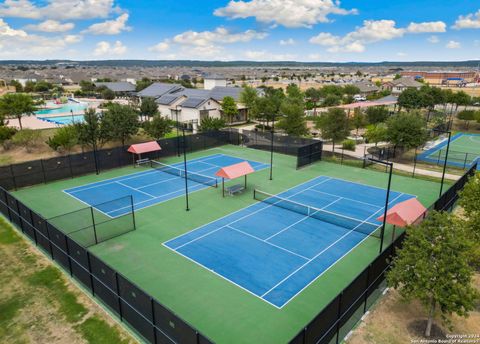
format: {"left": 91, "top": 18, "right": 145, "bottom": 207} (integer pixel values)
{"left": 353, "top": 94, "right": 367, "bottom": 101}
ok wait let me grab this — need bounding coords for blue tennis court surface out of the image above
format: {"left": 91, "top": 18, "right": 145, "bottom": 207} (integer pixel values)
{"left": 64, "top": 154, "right": 269, "bottom": 217}
{"left": 164, "top": 177, "right": 415, "bottom": 308}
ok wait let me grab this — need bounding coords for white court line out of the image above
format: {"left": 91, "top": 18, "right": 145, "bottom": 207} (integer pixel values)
{"left": 264, "top": 192, "right": 406, "bottom": 305}
{"left": 226, "top": 225, "right": 310, "bottom": 260}
{"left": 170, "top": 177, "right": 333, "bottom": 250}
{"left": 116, "top": 181, "right": 156, "bottom": 198}
{"left": 308, "top": 188, "right": 383, "bottom": 209}
{"left": 161, "top": 242, "right": 282, "bottom": 309}
{"left": 65, "top": 153, "right": 224, "bottom": 194}
{"left": 264, "top": 196, "right": 344, "bottom": 242}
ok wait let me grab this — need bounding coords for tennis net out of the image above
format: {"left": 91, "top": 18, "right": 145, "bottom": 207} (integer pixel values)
{"left": 151, "top": 160, "right": 218, "bottom": 188}
{"left": 254, "top": 189, "right": 381, "bottom": 238}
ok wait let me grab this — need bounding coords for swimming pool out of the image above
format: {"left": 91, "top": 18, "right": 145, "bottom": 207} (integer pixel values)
{"left": 35, "top": 102, "right": 88, "bottom": 115}
{"left": 37, "top": 115, "right": 85, "bottom": 125}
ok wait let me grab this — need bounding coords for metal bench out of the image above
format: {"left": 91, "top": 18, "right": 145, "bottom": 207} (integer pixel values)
{"left": 136, "top": 158, "right": 150, "bottom": 167}
{"left": 226, "top": 184, "right": 245, "bottom": 196}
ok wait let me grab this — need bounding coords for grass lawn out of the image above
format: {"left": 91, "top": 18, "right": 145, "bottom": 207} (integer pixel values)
{"left": 0, "top": 216, "right": 137, "bottom": 344}
{"left": 11, "top": 145, "right": 444, "bottom": 344}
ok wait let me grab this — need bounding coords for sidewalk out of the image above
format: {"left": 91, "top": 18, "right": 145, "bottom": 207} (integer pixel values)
{"left": 322, "top": 142, "right": 461, "bottom": 181}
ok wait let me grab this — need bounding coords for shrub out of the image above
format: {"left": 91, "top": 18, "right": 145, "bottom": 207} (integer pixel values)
{"left": 11, "top": 129, "right": 41, "bottom": 152}
{"left": 342, "top": 139, "right": 356, "bottom": 151}
{"left": 200, "top": 117, "right": 226, "bottom": 131}
{"left": 0, "top": 126, "right": 17, "bottom": 143}
{"left": 46, "top": 125, "right": 79, "bottom": 153}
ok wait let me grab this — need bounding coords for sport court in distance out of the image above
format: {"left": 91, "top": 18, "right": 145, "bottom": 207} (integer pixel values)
{"left": 165, "top": 176, "right": 415, "bottom": 308}
{"left": 64, "top": 154, "right": 269, "bottom": 217}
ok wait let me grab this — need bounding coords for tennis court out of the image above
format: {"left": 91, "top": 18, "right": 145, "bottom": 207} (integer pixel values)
{"left": 418, "top": 133, "right": 480, "bottom": 168}
{"left": 64, "top": 153, "right": 269, "bottom": 217}
{"left": 164, "top": 176, "right": 415, "bottom": 308}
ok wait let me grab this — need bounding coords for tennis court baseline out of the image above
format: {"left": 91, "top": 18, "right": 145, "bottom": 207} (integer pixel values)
{"left": 418, "top": 133, "right": 480, "bottom": 168}
{"left": 64, "top": 154, "right": 269, "bottom": 217}
{"left": 164, "top": 177, "right": 415, "bottom": 308}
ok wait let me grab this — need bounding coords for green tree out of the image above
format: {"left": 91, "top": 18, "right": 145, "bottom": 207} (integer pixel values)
{"left": 135, "top": 78, "right": 153, "bottom": 92}
{"left": 459, "top": 172, "right": 480, "bottom": 219}
{"left": 452, "top": 91, "right": 471, "bottom": 113}
{"left": 343, "top": 84, "right": 360, "bottom": 96}
{"left": 277, "top": 101, "right": 308, "bottom": 137}
{"left": 322, "top": 94, "right": 341, "bottom": 107}
{"left": 398, "top": 88, "right": 424, "bottom": 110}
{"left": 76, "top": 108, "right": 109, "bottom": 151}
{"left": 0, "top": 93, "right": 37, "bottom": 129}
{"left": 9, "top": 80, "right": 23, "bottom": 92}
{"left": 79, "top": 80, "right": 96, "bottom": 93}
{"left": 143, "top": 115, "right": 172, "bottom": 140}
{"left": 23, "top": 81, "right": 36, "bottom": 93}
{"left": 457, "top": 110, "right": 477, "bottom": 129}
{"left": 101, "top": 88, "right": 115, "bottom": 100}
{"left": 386, "top": 112, "right": 427, "bottom": 149}
{"left": 140, "top": 97, "right": 159, "bottom": 120}
{"left": 305, "top": 88, "right": 322, "bottom": 116}
{"left": 351, "top": 109, "right": 366, "bottom": 136}
{"left": 239, "top": 85, "right": 259, "bottom": 120}
{"left": 315, "top": 108, "right": 350, "bottom": 152}
{"left": 34, "top": 80, "right": 52, "bottom": 93}
{"left": 221, "top": 96, "right": 238, "bottom": 124}
{"left": 102, "top": 104, "right": 139, "bottom": 146}
{"left": 11, "top": 129, "right": 41, "bottom": 152}
{"left": 366, "top": 106, "right": 389, "bottom": 125}
{"left": 364, "top": 123, "right": 387, "bottom": 146}
{"left": 387, "top": 211, "right": 479, "bottom": 337}
{"left": 200, "top": 117, "right": 226, "bottom": 131}
{"left": 46, "top": 125, "right": 79, "bottom": 153}
{"left": 285, "top": 84, "right": 304, "bottom": 105}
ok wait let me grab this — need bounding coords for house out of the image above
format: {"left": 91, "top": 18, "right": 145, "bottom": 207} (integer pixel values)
{"left": 139, "top": 82, "right": 250, "bottom": 128}
{"left": 203, "top": 74, "right": 227, "bottom": 90}
{"left": 352, "top": 82, "right": 379, "bottom": 96}
{"left": 94, "top": 81, "right": 136, "bottom": 96}
{"left": 382, "top": 77, "right": 423, "bottom": 95}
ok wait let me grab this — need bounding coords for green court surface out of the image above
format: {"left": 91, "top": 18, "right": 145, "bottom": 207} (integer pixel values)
{"left": 12, "top": 145, "right": 443, "bottom": 344}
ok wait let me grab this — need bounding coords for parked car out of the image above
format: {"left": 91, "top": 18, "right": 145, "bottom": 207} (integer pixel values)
{"left": 353, "top": 94, "right": 366, "bottom": 101}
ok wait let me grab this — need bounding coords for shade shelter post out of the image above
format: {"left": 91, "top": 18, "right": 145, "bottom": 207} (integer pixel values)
{"left": 215, "top": 162, "right": 255, "bottom": 197}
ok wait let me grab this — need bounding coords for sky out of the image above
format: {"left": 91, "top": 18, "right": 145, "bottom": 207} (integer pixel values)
{"left": 0, "top": 0, "right": 479, "bottom": 62}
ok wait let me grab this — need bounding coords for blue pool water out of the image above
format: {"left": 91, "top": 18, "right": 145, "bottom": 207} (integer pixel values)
{"left": 37, "top": 115, "right": 85, "bottom": 125}
{"left": 35, "top": 102, "right": 88, "bottom": 115}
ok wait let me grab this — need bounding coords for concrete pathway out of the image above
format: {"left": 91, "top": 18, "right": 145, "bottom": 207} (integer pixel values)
{"left": 322, "top": 142, "right": 461, "bottom": 181}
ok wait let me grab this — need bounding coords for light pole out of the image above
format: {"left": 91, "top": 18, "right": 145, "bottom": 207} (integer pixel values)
{"left": 70, "top": 109, "right": 74, "bottom": 124}
{"left": 175, "top": 105, "right": 181, "bottom": 157}
{"left": 368, "top": 157, "right": 393, "bottom": 253}
{"left": 182, "top": 126, "right": 190, "bottom": 211}
{"left": 270, "top": 112, "right": 276, "bottom": 180}
{"left": 433, "top": 128, "right": 452, "bottom": 197}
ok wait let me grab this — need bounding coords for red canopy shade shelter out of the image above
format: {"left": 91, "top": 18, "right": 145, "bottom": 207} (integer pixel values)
{"left": 376, "top": 198, "right": 427, "bottom": 227}
{"left": 377, "top": 198, "right": 427, "bottom": 241}
{"left": 215, "top": 161, "right": 255, "bottom": 197}
{"left": 127, "top": 141, "right": 161, "bottom": 166}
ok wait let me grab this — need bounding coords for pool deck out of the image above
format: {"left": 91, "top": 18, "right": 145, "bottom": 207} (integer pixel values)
{"left": 6, "top": 99, "right": 102, "bottom": 129}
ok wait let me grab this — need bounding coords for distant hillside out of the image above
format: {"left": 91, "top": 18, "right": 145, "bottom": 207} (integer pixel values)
{"left": 0, "top": 59, "right": 479, "bottom": 68}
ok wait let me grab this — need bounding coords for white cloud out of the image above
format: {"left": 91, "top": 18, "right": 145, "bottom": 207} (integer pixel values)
{"left": 93, "top": 40, "right": 127, "bottom": 56}
{"left": 64, "top": 34, "right": 82, "bottom": 44}
{"left": 0, "top": 0, "right": 120, "bottom": 20}
{"left": 406, "top": 21, "right": 446, "bottom": 33}
{"left": 446, "top": 40, "right": 461, "bottom": 49}
{"left": 279, "top": 38, "right": 295, "bottom": 45}
{"left": 0, "top": 18, "right": 27, "bottom": 37}
{"left": 0, "top": 20, "right": 83, "bottom": 59}
{"left": 244, "top": 50, "right": 296, "bottom": 60}
{"left": 310, "top": 19, "right": 446, "bottom": 53}
{"left": 172, "top": 27, "right": 267, "bottom": 46}
{"left": 308, "top": 53, "right": 322, "bottom": 60}
{"left": 428, "top": 35, "right": 440, "bottom": 43}
{"left": 214, "top": 0, "right": 357, "bottom": 28}
{"left": 25, "top": 19, "right": 74, "bottom": 32}
{"left": 397, "top": 52, "right": 407, "bottom": 57}
{"left": 453, "top": 10, "right": 480, "bottom": 29}
{"left": 83, "top": 13, "right": 131, "bottom": 35}
{"left": 149, "top": 41, "right": 170, "bottom": 53}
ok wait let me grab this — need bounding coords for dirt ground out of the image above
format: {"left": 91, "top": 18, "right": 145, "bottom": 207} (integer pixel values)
{"left": 346, "top": 274, "right": 480, "bottom": 344}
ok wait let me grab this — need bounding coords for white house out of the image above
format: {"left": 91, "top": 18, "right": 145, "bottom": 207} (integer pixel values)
{"left": 203, "top": 74, "right": 227, "bottom": 90}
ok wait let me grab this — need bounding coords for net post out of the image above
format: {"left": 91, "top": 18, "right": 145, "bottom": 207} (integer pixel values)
{"left": 90, "top": 207, "right": 98, "bottom": 245}
{"left": 130, "top": 195, "right": 136, "bottom": 230}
